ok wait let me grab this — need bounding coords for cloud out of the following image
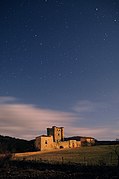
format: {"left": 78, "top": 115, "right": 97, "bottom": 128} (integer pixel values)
{"left": 0, "top": 96, "right": 16, "bottom": 104}
{"left": 0, "top": 97, "right": 119, "bottom": 140}
{"left": 0, "top": 98, "right": 77, "bottom": 139}
{"left": 72, "top": 100, "right": 108, "bottom": 113}
{"left": 69, "top": 99, "right": 119, "bottom": 140}
{"left": 65, "top": 126, "right": 119, "bottom": 140}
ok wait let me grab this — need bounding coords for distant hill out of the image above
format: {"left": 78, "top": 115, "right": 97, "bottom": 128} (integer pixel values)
{"left": 64, "top": 136, "right": 82, "bottom": 141}
{"left": 95, "top": 140, "right": 119, "bottom": 145}
{"left": 64, "top": 136, "right": 95, "bottom": 141}
{"left": 0, "top": 135, "right": 35, "bottom": 153}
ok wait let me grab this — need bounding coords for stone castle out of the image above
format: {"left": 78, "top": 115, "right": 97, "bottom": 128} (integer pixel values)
{"left": 35, "top": 126, "right": 95, "bottom": 151}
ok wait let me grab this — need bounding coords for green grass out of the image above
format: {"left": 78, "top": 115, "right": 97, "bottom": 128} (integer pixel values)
{"left": 15, "top": 145, "right": 119, "bottom": 166}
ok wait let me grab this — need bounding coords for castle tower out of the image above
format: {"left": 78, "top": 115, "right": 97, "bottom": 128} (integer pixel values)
{"left": 61, "top": 127, "right": 64, "bottom": 141}
{"left": 47, "top": 126, "right": 64, "bottom": 142}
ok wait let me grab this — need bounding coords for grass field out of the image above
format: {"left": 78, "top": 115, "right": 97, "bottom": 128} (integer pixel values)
{"left": 14, "top": 145, "right": 119, "bottom": 166}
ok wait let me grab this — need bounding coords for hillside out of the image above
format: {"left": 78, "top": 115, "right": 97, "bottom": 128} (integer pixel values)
{"left": 15, "top": 144, "right": 119, "bottom": 166}
{"left": 0, "top": 135, "right": 35, "bottom": 153}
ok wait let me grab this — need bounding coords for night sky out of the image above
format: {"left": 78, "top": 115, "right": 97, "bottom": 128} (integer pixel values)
{"left": 0, "top": 0, "right": 119, "bottom": 140}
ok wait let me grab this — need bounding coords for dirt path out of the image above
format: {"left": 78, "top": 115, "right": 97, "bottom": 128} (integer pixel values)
{"left": 14, "top": 148, "right": 69, "bottom": 158}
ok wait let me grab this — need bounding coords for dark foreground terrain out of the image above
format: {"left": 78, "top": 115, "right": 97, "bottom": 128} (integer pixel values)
{"left": 0, "top": 159, "right": 119, "bottom": 179}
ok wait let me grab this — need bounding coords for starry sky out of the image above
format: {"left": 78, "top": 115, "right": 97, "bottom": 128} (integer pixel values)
{"left": 0, "top": 0, "right": 119, "bottom": 140}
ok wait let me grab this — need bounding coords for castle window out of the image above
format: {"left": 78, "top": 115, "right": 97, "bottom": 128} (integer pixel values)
{"left": 45, "top": 140, "right": 47, "bottom": 144}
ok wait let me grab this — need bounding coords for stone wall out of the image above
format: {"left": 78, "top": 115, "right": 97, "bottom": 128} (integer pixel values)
{"left": 47, "top": 126, "right": 64, "bottom": 142}
{"left": 35, "top": 126, "right": 82, "bottom": 151}
{"left": 35, "top": 136, "right": 81, "bottom": 151}
{"left": 35, "top": 135, "right": 54, "bottom": 151}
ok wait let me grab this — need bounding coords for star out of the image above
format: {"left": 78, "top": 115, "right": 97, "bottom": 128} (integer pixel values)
{"left": 10, "top": 72, "right": 17, "bottom": 79}
{"left": 20, "top": 68, "right": 24, "bottom": 72}
{"left": 58, "top": 73, "right": 62, "bottom": 77}
{"left": 95, "top": 8, "right": 99, "bottom": 11}
{"left": 40, "top": 42, "right": 43, "bottom": 46}
{"left": 57, "top": 73, "right": 63, "bottom": 79}
{"left": 39, "top": 76, "right": 43, "bottom": 80}
{"left": 70, "top": 71, "right": 73, "bottom": 74}
{"left": 33, "top": 34, "right": 38, "bottom": 38}
{"left": 40, "top": 60, "right": 43, "bottom": 65}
